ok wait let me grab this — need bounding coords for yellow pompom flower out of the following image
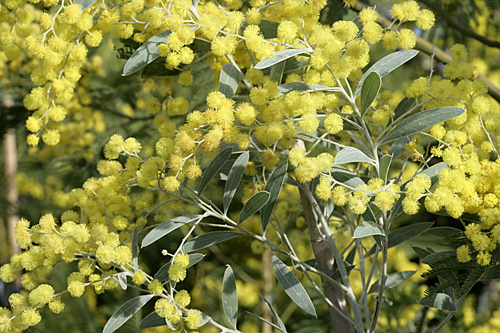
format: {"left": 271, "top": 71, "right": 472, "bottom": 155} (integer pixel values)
{"left": 406, "top": 77, "right": 428, "bottom": 98}
{"left": 162, "top": 176, "right": 181, "bottom": 192}
{"left": 299, "top": 114, "right": 320, "bottom": 133}
{"left": 174, "top": 290, "right": 191, "bottom": 307}
{"left": 472, "top": 96, "right": 490, "bottom": 116}
{"left": 383, "top": 30, "right": 399, "bottom": 51}
{"left": 363, "top": 21, "right": 383, "bottom": 44}
{"left": 477, "top": 251, "right": 491, "bottom": 266}
{"left": 332, "top": 20, "right": 359, "bottom": 42}
{"left": 148, "top": 279, "right": 164, "bottom": 295}
{"left": 398, "top": 29, "right": 416, "bottom": 50}
{"left": 21, "top": 308, "right": 41, "bottom": 328}
{"left": 68, "top": 281, "right": 85, "bottom": 297}
{"left": 174, "top": 253, "right": 190, "bottom": 268}
{"left": 132, "top": 270, "right": 146, "bottom": 285}
{"left": 28, "top": 284, "right": 54, "bottom": 306}
{"left": 42, "top": 129, "right": 61, "bottom": 146}
{"left": 324, "top": 114, "right": 343, "bottom": 134}
{"left": 169, "top": 263, "right": 187, "bottom": 282}
{"left": 62, "top": 4, "right": 83, "bottom": 24}
{"left": 48, "top": 297, "right": 65, "bottom": 314}
{"left": 456, "top": 245, "right": 471, "bottom": 263}
{"left": 316, "top": 176, "right": 332, "bottom": 201}
{"left": 185, "top": 309, "right": 203, "bottom": 329}
{"left": 277, "top": 21, "right": 298, "bottom": 43}
{"left": 416, "top": 9, "right": 435, "bottom": 30}
{"left": 359, "top": 7, "right": 378, "bottom": 24}
{"left": 211, "top": 36, "right": 238, "bottom": 56}
{"left": 155, "top": 299, "right": 181, "bottom": 324}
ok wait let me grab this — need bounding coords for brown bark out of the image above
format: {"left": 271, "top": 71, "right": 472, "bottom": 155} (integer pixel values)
{"left": 299, "top": 184, "right": 353, "bottom": 333}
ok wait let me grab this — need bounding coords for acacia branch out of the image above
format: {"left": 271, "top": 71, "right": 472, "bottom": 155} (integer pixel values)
{"left": 351, "top": 1, "right": 500, "bottom": 104}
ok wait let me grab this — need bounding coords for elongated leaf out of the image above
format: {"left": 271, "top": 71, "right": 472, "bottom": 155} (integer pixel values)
{"left": 155, "top": 253, "right": 205, "bottom": 281}
{"left": 261, "top": 162, "right": 288, "bottom": 232}
{"left": 424, "top": 226, "right": 462, "bottom": 238}
{"left": 388, "top": 222, "right": 433, "bottom": 248}
{"left": 347, "top": 132, "right": 373, "bottom": 158}
{"left": 335, "top": 147, "right": 375, "bottom": 165}
{"left": 140, "top": 312, "right": 167, "bottom": 329}
{"left": 367, "top": 222, "right": 433, "bottom": 256}
{"left": 224, "top": 152, "right": 249, "bottom": 213}
{"left": 117, "top": 273, "right": 128, "bottom": 290}
{"left": 389, "top": 136, "right": 411, "bottom": 159}
{"left": 412, "top": 246, "right": 433, "bottom": 259}
{"left": 142, "top": 215, "right": 202, "bottom": 248}
{"left": 270, "top": 60, "right": 286, "bottom": 84}
{"left": 422, "top": 251, "right": 457, "bottom": 265}
{"left": 353, "top": 221, "right": 384, "bottom": 238}
{"left": 183, "top": 231, "right": 242, "bottom": 253}
{"left": 239, "top": 191, "right": 270, "bottom": 224}
{"left": 392, "top": 97, "right": 416, "bottom": 122}
{"left": 368, "top": 271, "right": 416, "bottom": 294}
{"left": 379, "top": 155, "right": 392, "bottom": 182}
{"left": 271, "top": 253, "right": 316, "bottom": 316}
{"left": 360, "top": 72, "right": 381, "bottom": 116}
{"left": 380, "top": 107, "right": 465, "bottom": 144}
{"left": 190, "top": 37, "right": 211, "bottom": 53}
{"left": 330, "top": 165, "right": 366, "bottom": 188}
{"left": 355, "top": 50, "right": 419, "bottom": 97}
{"left": 260, "top": 295, "right": 288, "bottom": 332}
{"left": 103, "top": 295, "right": 155, "bottom": 333}
{"left": 255, "top": 48, "right": 311, "bottom": 69}
{"left": 418, "top": 293, "right": 456, "bottom": 312}
{"left": 277, "top": 82, "right": 311, "bottom": 94}
{"left": 222, "top": 266, "right": 238, "bottom": 329}
{"left": 75, "top": 0, "right": 97, "bottom": 11}
{"left": 219, "top": 64, "right": 241, "bottom": 98}
{"left": 123, "top": 30, "right": 171, "bottom": 76}
{"left": 132, "top": 226, "right": 139, "bottom": 269}
{"left": 199, "top": 147, "right": 233, "bottom": 196}
{"left": 259, "top": 20, "right": 279, "bottom": 38}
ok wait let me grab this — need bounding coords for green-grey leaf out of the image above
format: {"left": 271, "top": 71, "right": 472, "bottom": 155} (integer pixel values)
{"left": 392, "top": 97, "right": 416, "bottom": 122}
{"left": 424, "top": 226, "right": 462, "bottom": 238}
{"left": 199, "top": 147, "right": 233, "bottom": 196}
{"left": 74, "top": 0, "right": 97, "bottom": 11}
{"left": 155, "top": 253, "right": 205, "bottom": 281}
{"left": 123, "top": 30, "right": 171, "bottom": 76}
{"left": 190, "top": 37, "right": 211, "bottom": 53}
{"left": 132, "top": 226, "right": 139, "bottom": 269}
{"left": 360, "top": 72, "right": 381, "bottom": 116}
{"left": 259, "top": 20, "right": 279, "bottom": 38}
{"left": 141, "top": 215, "right": 202, "bottom": 248}
{"left": 271, "top": 253, "right": 316, "bottom": 317}
{"left": 270, "top": 60, "right": 286, "bottom": 84}
{"left": 255, "top": 48, "right": 311, "bottom": 69}
{"left": 368, "top": 271, "right": 416, "bottom": 294}
{"left": 261, "top": 162, "right": 288, "bottom": 232}
{"left": 103, "top": 295, "right": 155, "bottom": 333}
{"left": 379, "top": 155, "right": 392, "bottom": 182}
{"left": 277, "top": 82, "right": 311, "bottom": 94}
{"left": 224, "top": 152, "right": 249, "bottom": 213}
{"left": 422, "top": 251, "right": 457, "bottom": 265}
{"left": 219, "top": 64, "right": 241, "bottom": 98}
{"left": 389, "top": 136, "right": 410, "bottom": 159}
{"left": 222, "top": 266, "right": 238, "bottom": 329}
{"left": 418, "top": 293, "right": 456, "bottom": 312}
{"left": 353, "top": 221, "right": 384, "bottom": 239}
{"left": 388, "top": 222, "right": 433, "bottom": 248}
{"left": 380, "top": 107, "right": 465, "bottom": 144}
{"left": 355, "top": 50, "right": 419, "bottom": 97}
{"left": 140, "top": 312, "right": 166, "bottom": 329}
{"left": 260, "top": 295, "right": 288, "bottom": 332}
{"left": 239, "top": 191, "right": 270, "bottom": 224}
{"left": 183, "top": 231, "right": 242, "bottom": 253}
{"left": 330, "top": 165, "right": 366, "bottom": 188}
{"left": 347, "top": 132, "right": 373, "bottom": 158}
{"left": 335, "top": 147, "right": 375, "bottom": 165}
